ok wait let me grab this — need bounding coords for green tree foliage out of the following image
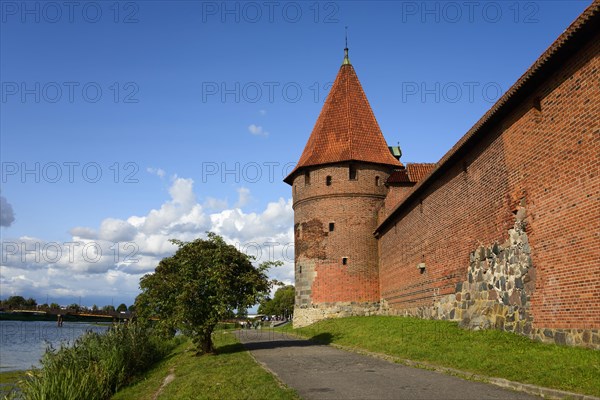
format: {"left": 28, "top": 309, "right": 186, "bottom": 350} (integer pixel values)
{"left": 2, "top": 295, "right": 25, "bottom": 308}
{"left": 103, "top": 305, "right": 116, "bottom": 312}
{"left": 1, "top": 296, "right": 38, "bottom": 308}
{"left": 116, "top": 303, "right": 128, "bottom": 313}
{"left": 24, "top": 297, "right": 37, "bottom": 307}
{"left": 50, "top": 303, "right": 60, "bottom": 309}
{"left": 135, "top": 232, "right": 275, "bottom": 355}
{"left": 258, "top": 285, "right": 295, "bottom": 317}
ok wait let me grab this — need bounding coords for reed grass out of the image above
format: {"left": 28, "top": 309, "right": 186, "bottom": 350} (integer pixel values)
{"left": 16, "top": 322, "right": 178, "bottom": 400}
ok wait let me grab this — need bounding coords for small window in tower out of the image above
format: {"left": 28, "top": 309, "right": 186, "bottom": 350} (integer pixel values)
{"left": 375, "top": 176, "right": 380, "bottom": 186}
{"left": 299, "top": 265, "right": 302, "bottom": 274}
{"left": 349, "top": 164, "right": 357, "bottom": 180}
{"left": 326, "top": 176, "right": 332, "bottom": 186}
{"left": 305, "top": 171, "right": 311, "bottom": 185}
{"left": 342, "top": 257, "right": 348, "bottom": 265}
{"left": 329, "top": 222, "right": 335, "bottom": 232}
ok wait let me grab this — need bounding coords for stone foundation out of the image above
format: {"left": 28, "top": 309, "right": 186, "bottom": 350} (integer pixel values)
{"left": 530, "top": 327, "right": 600, "bottom": 347}
{"left": 382, "top": 216, "right": 599, "bottom": 349}
{"left": 293, "top": 301, "right": 380, "bottom": 328}
{"left": 453, "top": 216, "right": 534, "bottom": 334}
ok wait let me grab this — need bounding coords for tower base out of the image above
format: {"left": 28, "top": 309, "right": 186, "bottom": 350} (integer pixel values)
{"left": 293, "top": 302, "right": 381, "bottom": 328}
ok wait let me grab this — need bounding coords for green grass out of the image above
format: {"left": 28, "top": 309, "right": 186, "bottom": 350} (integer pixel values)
{"left": 0, "top": 370, "right": 25, "bottom": 398}
{"left": 214, "top": 322, "right": 237, "bottom": 331}
{"left": 278, "top": 316, "right": 600, "bottom": 397}
{"left": 113, "top": 331, "right": 300, "bottom": 400}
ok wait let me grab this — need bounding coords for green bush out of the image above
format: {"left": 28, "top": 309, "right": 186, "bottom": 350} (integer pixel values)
{"left": 18, "top": 322, "right": 176, "bottom": 400}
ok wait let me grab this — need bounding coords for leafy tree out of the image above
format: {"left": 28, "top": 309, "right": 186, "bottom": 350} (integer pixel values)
{"left": 24, "top": 297, "right": 37, "bottom": 307}
{"left": 258, "top": 285, "right": 295, "bottom": 317}
{"left": 49, "top": 303, "right": 60, "bottom": 309}
{"left": 257, "top": 297, "right": 274, "bottom": 316}
{"left": 222, "top": 309, "right": 235, "bottom": 319}
{"left": 103, "top": 305, "right": 115, "bottom": 312}
{"left": 135, "top": 232, "right": 275, "bottom": 355}
{"left": 92, "top": 304, "right": 99, "bottom": 312}
{"left": 116, "top": 303, "right": 128, "bottom": 313}
{"left": 3, "top": 295, "right": 27, "bottom": 308}
{"left": 1, "top": 296, "right": 38, "bottom": 308}
{"left": 128, "top": 304, "right": 136, "bottom": 312}
{"left": 68, "top": 303, "right": 80, "bottom": 312}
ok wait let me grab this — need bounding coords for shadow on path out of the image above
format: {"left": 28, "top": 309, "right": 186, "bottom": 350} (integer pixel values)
{"left": 221, "top": 329, "right": 333, "bottom": 354}
{"left": 232, "top": 329, "right": 539, "bottom": 400}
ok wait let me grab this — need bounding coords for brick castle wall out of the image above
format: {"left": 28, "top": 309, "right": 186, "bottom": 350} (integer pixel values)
{"left": 377, "top": 31, "right": 599, "bottom": 347}
{"left": 379, "top": 184, "right": 414, "bottom": 223}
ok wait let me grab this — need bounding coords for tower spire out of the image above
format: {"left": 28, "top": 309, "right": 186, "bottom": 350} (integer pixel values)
{"left": 343, "top": 26, "right": 351, "bottom": 65}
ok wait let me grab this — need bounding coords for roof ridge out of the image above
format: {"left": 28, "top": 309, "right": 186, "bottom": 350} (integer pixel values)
{"left": 376, "top": 0, "right": 600, "bottom": 233}
{"left": 346, "top": 65, "right": 352, "bottom": 161}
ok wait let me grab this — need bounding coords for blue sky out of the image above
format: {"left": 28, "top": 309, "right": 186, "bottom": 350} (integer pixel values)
{"left": 0, "top": 0, "right": 591, "bottom": 307}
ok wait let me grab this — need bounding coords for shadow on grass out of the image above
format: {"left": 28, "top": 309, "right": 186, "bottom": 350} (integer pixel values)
{"left": 308, "top": 332, "right": 334, "bottom": 344}
{"left": 215, "top": 343, "right": 246, "bottom": 355}
{"left": 214, "top": 329, "right": 335, "bottom": 353}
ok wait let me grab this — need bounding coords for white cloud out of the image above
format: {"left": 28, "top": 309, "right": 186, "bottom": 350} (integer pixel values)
{"left": 147, "top": 167, "right": 166, "bottom": 178}
{"left": 248, "top": 124, "right": 269, "bottom": 137}
{"left": 1, "top": 178, "right": 294, "bottom": 306}
{"left": 141, "top": 178, "right": 198, "bottom": 234}
{"left": 99, "top": 218, "right": 137, "bottom": 242}
{"left": 70, "top": 226, "right": 97, "bottom": 239}
{"left": 259, "top": 109, "right": 267, "bottom": 116}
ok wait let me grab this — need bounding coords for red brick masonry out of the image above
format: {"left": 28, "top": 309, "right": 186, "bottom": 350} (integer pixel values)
{"left": 288, "top": 1, "right": 599, "bottom": 347}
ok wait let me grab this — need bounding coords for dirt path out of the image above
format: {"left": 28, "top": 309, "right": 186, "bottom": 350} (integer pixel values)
{"left": 152, "top": 367, "right": 175, "bottom": 400}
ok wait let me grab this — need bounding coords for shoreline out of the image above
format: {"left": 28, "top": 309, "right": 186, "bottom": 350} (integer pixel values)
{"left": 0, "top": 312, "right": 125, "bottom": 324}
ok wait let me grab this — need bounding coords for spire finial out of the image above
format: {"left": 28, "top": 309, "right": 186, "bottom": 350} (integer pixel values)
{"left": 343, "top": 26, "right": 351, "bottom": 65}
{"left": 345, "top": 26, "right": 348, "bottom": 48}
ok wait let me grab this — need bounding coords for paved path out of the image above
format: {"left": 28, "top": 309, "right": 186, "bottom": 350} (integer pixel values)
{"left": 234, "top": 330, "right": 539, "bottom": 400}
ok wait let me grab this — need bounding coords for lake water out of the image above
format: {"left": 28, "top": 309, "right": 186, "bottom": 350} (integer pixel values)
{"left": 0, "top": 320, "right": 109, "bottom": 372}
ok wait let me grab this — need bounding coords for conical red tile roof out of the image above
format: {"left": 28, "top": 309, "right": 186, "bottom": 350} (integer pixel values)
{"left": 284, "top": 58, "right": 401, "bottom": 184}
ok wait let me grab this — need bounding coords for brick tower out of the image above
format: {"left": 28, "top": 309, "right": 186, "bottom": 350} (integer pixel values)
{"left": 284, "top": 48, "right": 402, "bottom": 327}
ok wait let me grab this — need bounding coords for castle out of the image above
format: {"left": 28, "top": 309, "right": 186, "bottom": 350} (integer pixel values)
{"left": 284, "top": 2, "right": 599, "bottom": 348}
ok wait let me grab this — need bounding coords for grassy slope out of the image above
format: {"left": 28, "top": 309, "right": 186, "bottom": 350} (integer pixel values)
{"left": 0, "top": 370, "right": 26, "bottom": 398}
{"left": 279, "top": 316, "right": 600, "bottom": 397}
{"left": 113, "top": 332, "right": 299, "bottom": 400}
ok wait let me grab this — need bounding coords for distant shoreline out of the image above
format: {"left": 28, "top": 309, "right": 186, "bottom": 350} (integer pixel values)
{"left": 0, "top": 311, "right": 124, "bottom": 323}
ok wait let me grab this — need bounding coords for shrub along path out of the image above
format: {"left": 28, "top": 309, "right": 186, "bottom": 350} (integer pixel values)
{"left": 234, "top": 329, "right": 539, "bottom": 400}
